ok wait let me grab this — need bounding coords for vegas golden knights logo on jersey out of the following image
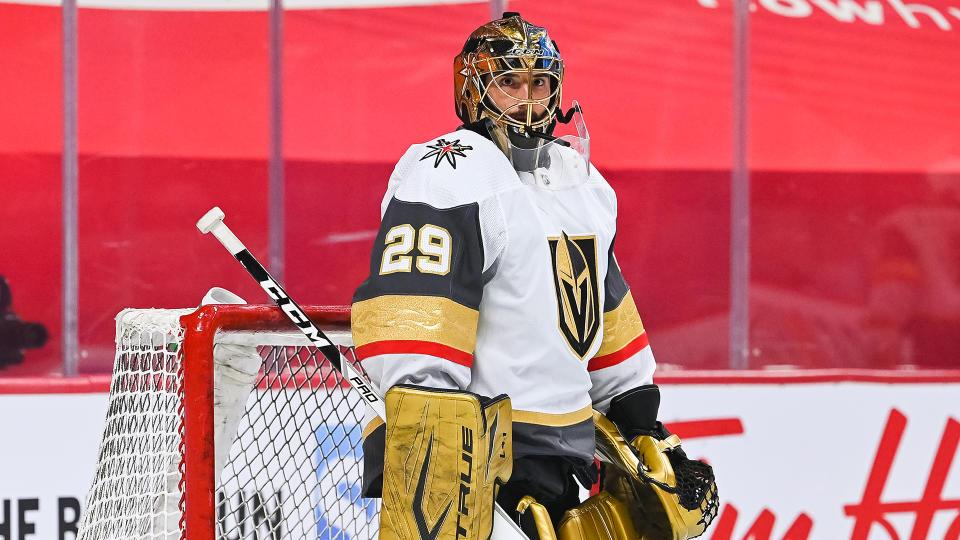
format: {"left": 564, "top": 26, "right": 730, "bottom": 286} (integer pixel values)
{"left": 548, "top": 232, "right": 600, "bottom": 359}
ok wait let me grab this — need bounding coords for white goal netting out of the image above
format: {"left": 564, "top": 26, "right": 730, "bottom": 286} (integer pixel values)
{"left": 78, "top": 307, "right": 379, "bottom": 540}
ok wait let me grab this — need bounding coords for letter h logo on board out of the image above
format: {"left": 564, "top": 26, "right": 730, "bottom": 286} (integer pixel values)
{"left": 844, "top": 409, "right": 960, "bottom": 539}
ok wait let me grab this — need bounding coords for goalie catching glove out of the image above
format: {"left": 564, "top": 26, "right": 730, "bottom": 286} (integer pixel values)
{"left": 595, "top": 384, "right": 719, "bottom": 540}
{"left": 379, "top": 385, "right": 513, "bottom": 540}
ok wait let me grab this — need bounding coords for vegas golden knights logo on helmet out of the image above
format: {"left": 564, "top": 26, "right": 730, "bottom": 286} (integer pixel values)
{"left": 548, "top": 232, "right": 600, "bottom": 359}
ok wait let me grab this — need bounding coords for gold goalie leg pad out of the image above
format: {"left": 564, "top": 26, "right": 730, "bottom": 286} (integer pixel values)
{"left": 379, "top": 385, "right": 512, "bottom": 540}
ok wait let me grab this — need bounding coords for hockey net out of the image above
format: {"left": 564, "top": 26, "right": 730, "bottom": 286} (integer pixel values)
{"left": 78, "top": 304, "right": 379, "bottom": 540}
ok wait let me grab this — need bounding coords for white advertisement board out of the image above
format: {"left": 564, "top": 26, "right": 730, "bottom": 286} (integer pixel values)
{"left": 659, "top": 381, "right": 960, "bottom": 539}
{"left": 1, "top": 377, "right": 958, "bottom": 539}
{"left": 0, "top": 392, "right": 108, "bottom": 539}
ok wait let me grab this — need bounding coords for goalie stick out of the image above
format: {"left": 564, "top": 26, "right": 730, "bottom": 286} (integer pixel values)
{"left": 197, "top": 206, "right": 530, "bottom": 540}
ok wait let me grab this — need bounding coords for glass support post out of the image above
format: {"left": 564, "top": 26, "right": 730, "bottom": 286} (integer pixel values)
{"left": 269, "top": 0, "right": 285, "bottom": 283}
{"left": 62, "top": 0, "right": 79, "bottom": 376}
{"left": 730, "top": 0, "right": 751, "bottom": 369}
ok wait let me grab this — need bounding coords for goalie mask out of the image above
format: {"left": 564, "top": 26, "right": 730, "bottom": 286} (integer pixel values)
{"left": 455, "top": 13, "right": 563, "bottom": 132}
{"left": 454, "top": 13, "right": 590, "bottom": 175}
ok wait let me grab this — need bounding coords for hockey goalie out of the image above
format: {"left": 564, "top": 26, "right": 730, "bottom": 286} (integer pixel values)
{"left": 351, "top": 12, "right": 719, "bottom": 540}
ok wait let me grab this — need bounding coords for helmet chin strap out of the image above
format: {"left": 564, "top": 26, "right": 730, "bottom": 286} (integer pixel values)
{"left": 507, "top": 125, "right": 544, "bottom": 150}
{"left": 513, "top": 125, "right": 571, "bottom": 148}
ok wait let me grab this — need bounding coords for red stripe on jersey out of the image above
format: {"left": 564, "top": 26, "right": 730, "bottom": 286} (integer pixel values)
{"left": 355, "top": 340, "right": 474, "bottom": 368}
{"left": 587, "top": 332, "right": 650, "bottom": 372}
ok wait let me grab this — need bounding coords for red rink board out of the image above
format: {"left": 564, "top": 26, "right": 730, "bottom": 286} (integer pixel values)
{"left": 4, "top": 368, "right": 960, "bottom": 394}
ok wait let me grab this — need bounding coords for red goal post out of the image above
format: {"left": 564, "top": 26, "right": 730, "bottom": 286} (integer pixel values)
{"left": 77, "top": 304, "right": 377, "bottom": 540}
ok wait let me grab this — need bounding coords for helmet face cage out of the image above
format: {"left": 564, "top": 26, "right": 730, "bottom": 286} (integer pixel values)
{"left": 478, "top": 55, "right": 563, "bottom": 130}
{"left": 455, "top": 15, "right": 564, "bottom": 132}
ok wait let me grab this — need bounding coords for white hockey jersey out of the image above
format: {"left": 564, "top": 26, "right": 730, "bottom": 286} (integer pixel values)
{"left": 352, "top": 127, "right": 655, "bottom": 466}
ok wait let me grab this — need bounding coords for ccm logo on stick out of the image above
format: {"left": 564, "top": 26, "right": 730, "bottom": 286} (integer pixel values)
{"left": 257, "top": 276, "right": 331, "bottom": 346}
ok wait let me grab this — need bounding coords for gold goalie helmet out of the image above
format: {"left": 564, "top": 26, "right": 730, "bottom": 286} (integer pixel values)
{"left": 454, "top": 13, "right": 590, "bottom": 178}
{"left": 454, "top": 12, "right": 565, "bottom": 134}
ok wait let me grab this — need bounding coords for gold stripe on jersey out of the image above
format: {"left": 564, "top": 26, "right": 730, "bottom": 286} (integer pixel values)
{"left": 351, "top": 294, "right": 479, "bottom": 353}
{"left": 513, "top": 405, "right": 594, "bottom": 427}
{"left": 596, "top": 291, "right": 646, "bottom": 358}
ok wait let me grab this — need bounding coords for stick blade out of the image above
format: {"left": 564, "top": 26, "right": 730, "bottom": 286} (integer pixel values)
{"left": 197, "top": 207, "right": 225, "bottom": 234}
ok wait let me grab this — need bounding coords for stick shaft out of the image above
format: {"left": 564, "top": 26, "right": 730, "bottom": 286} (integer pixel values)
{"left": 237, "top": 248, "right": 385, "bottom": 417}
{"left": 203, "top": 213, "right": 385, "bottom": 418}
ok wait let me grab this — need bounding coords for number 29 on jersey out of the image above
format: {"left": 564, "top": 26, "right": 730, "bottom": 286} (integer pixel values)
{"left": 379, "top": 224, "right": 452, "bottom": 276}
